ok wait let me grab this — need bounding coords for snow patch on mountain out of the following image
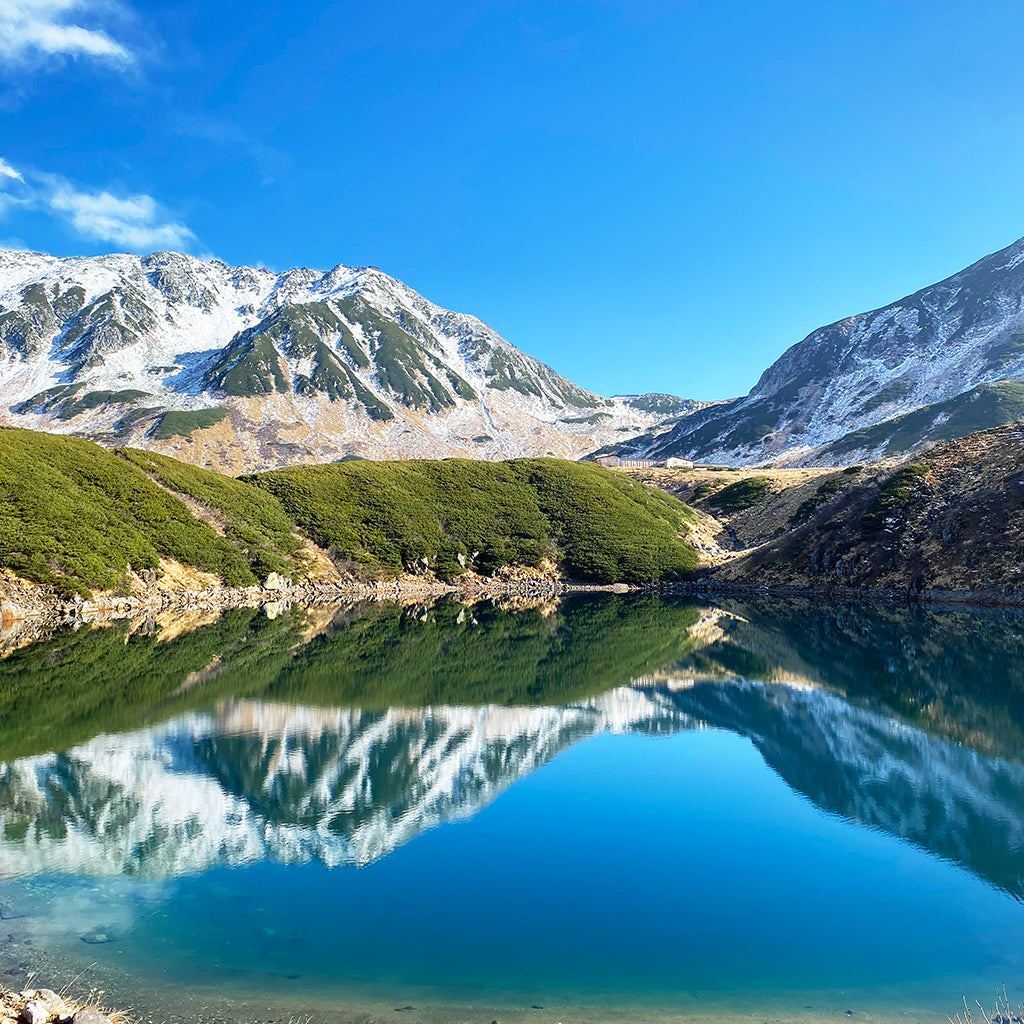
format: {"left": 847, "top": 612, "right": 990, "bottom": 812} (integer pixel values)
{"left": 0, "top": 248, "right": 691, "bottom": 469}
{"left": 602, "top": 234, "right": 1024, "bottom": 466}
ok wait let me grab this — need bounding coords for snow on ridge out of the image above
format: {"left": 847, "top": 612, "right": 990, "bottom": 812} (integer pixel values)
{"left": 0, "top": 246, "right": 692, "bottom": 467}
{"left": 650, "top": 235, "right": 1024, "bottom": 467}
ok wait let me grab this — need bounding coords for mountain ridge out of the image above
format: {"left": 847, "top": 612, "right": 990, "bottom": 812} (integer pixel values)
{"left": 0, "top": 247, "right": 700, "bottom": 471}
{"left": 599, "top": 234, "right": 1024, "bottom": 466}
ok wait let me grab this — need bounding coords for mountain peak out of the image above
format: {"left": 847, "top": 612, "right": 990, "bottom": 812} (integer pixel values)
{"left": 0, "top": 246, "right": 687, "bottom": 470}
{"left": 603, "top": 233, "right": 1024, "bottom": 467}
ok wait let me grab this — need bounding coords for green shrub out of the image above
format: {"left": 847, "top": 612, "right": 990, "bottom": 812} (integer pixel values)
{"left": 691, "top": 481, "right": 719, "bottom": 500}
{"left": 706, "top": 476, "right": 771, "bottom": 512}
{"left": 790, "top": 476, "right": 847, "bottom": 525}
{"left": 517, "top": 459, "right": 698, "bottom": 582}
{"left": 150, "top": 407, "right": 229, "bottom": 440}
{"left": 250, "top": 457, "right": 699, "bottom": 583}
{"left": 0, "top": 428, "right": 260, "bottom": 595}
{"left": 0, "top": 430, "right": 699, "bottom": 592}
{"left": 860, "top": 464, "right": 928, "bottom": 533}
{"left": 116, "top": 448, "right": 303, "bottom": 577}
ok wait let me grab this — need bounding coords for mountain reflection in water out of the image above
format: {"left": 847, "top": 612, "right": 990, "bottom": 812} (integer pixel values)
{"left": 0, "top": 595, "right": 1023, "bottom": 900}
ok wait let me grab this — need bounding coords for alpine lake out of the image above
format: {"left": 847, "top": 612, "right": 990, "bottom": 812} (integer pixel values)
{"left": 0, "top": 594, "right": 1022, "bottom": 1024}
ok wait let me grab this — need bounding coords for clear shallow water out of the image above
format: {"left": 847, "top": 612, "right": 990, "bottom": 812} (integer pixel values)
{"left": 0, "top": 595, "right": 1023, "bottom": 1022}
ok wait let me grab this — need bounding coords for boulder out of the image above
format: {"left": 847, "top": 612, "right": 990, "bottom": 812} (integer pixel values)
{"left": 34, "top": 991, "right": 66, "bottom": 1015}
{"left": 71, "top": 1009, "right": 113, "bottom": 1024}
{"left": 20, "top": 1000, "right": 52, "bottom": 1024}
{"left": 263, "top": 572, "right": 288, "bottom": 591}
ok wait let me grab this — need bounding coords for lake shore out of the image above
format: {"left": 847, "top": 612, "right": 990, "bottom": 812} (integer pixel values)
{"left": 0, "top": 969, "right": 975, "bottom": 1024}
{"left": 0, "top": 983, "right": 118, "bottom": 1024}
{"left": 0, "top": 564, "right": 634, "bottom": 634}
{"left": 8, "top": 568, "right": 1024, "bottom": 646}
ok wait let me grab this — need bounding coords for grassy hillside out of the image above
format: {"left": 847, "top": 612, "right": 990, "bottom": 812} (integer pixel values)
{"left": 0, "top": 429, "right": 699, "bottom": 595}
{"left": 0, "top": 428, "right": 271, "bottom": 596}
{"left": 117, "top": 447, "right": 302, "bottom": 578}
{"left": 250, "top": 457, "right": 699, "bottom": 583}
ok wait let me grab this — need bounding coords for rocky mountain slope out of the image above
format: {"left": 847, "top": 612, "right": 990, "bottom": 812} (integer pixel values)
{"left": 600, "top": 234, "right": 1024, "bottom": 466}
{"left": 664, "top": 422, "right": 1024, "bottom": 598}
{"left": 0, "top": 248, "right": 695, "bottom": 470}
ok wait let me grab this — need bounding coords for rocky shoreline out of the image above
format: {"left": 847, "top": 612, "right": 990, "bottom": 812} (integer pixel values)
{"left": 0, "top": 985, "right": 117, "bottom": 1024}
{"left": 8, "top": 567, "right": 1024, "bottom": 638}
{"left": 0, "top": 564, "right": 634, "bottom": 636}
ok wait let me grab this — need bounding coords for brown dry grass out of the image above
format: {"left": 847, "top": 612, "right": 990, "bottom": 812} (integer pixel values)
{"left": 623, "top": 465, "right": 855, "bottom": 557}
{"left": 0, "top": 982, "right": 132, "bottom": 1024}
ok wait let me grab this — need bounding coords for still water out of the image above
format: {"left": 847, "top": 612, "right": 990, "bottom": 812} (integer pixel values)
{"left": 0, "top": 595, "right": 1022, "bottom": 1023}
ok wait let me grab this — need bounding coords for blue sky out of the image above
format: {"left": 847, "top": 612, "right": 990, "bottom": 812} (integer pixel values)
{"left": 1, "top": 1, "right": 1022, "bottom": 400}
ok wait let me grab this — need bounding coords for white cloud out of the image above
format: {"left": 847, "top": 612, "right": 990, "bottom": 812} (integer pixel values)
{"left": 49, "top": 185, "right": 195, "bottom": 250}
{"left": 0, "top": 154, "right": 29, "bottom": 217}
{"left": 0, "top": 0, "right": 133, "bottom": 66}
{"left": 0, "top": 155, "right": 196, "bottom": 252}
{"left": 0, "top": 156, "right": 23, "bottom": 181}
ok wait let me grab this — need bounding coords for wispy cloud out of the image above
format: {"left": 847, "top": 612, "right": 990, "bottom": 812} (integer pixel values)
{"left": 49, "top": 184, "right": 194, "bottom": 249}
{"left": 0, "top": 156, "right": 24, "bottom": 181}
{"left": 173, "top": 113, "right": 291, "bottom": 186}
{"left": 0, "top": 0, "right": 134, "bottom": 67}
{"left": 0, "top": 154, "right": 197, "bottom": 251}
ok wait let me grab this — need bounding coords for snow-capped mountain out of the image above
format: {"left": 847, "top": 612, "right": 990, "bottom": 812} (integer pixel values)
{"left": 0, "top": 249, "right": 693, "bottom": 469}
{"left": 600, "top": 234, "right": 1024, "bottom": 466}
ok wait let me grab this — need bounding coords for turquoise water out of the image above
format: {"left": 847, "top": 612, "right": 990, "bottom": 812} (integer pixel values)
{"left": 0, "top": 596, "right": 1022, "bottom": 1022}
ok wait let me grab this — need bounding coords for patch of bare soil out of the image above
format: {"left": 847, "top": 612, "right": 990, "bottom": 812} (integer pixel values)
{"left": 294, "top": 533, "right": 343, "bottom": 582}
{"left": 146, "top": 557, "right": 224, "bottom": 593}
